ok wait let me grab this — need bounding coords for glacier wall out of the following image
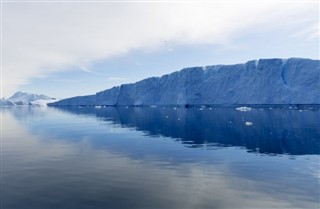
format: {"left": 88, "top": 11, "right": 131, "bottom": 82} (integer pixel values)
{"left": 51, "top": 95, "right": 96, "bottom": 106}
{"left": 49, "top": 58, "right": 320, "bottom": 106}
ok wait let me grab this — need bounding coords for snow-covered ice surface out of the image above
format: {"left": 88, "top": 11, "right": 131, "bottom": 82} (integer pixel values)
{"left": 30, "top": 99, "right": 59, "bottom": 107}
{"left": 49, "top": 58, "right": 320, "bottom": 106}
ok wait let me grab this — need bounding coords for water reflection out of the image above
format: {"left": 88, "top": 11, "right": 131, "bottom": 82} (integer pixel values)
{"left": 52, "top": 106, "right": 320, "bottom": 155}
{"left": 2, "top": 107, "right": 320, "bottom": 209}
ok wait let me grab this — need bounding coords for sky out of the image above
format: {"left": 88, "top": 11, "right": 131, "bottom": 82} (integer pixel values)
{"left": 1, "top": 0, "right": 319, "bottom": 98}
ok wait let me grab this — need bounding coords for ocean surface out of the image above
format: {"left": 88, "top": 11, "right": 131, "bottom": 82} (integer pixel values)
{"left": 1, "top": 106, "right": 320, "bottom": 209}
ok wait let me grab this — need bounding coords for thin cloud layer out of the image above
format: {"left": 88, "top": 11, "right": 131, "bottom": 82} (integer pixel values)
{"left": 2, "top": 1, "right": 319, "bottom": 96}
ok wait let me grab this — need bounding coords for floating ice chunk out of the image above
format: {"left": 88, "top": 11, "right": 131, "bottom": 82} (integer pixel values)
{"left": 236, "top": 106, "right": 252, "bottom": 112}
{"left": 245, "top": 122, "right": 253, "bottom": 126}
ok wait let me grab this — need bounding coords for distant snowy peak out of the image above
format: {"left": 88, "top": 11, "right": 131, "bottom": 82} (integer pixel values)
{"left": 1, "top": 91, "right": 58, "bottom": 106}
{"left": 8, "top": 91, "right": 54, "bottom": 102}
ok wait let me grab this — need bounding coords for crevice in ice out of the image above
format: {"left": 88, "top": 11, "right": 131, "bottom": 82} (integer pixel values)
{"left": 281, "top": 59, "right": 288, "bottom": 85}
{"left": 254, "top": 60, "right": 259, "bottom": 68}
{"left": 202, "top": 66, "right": 208, "bottom": 71}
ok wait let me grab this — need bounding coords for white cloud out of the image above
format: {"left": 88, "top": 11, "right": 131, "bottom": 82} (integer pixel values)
{"left": 291, "top": 23, "right": 320, "bottom": 40}
{"left": 2, "top": 1, "right": 319, "bottom": 96}
{"left": 79, "top": 66, "right": 92, "bottom": 73}
{"left": 79, "top": 65, "right": 109, "bottom": 76}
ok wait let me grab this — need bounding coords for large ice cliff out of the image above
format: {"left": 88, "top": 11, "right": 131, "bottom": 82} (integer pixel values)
{"left": 49, "top": 58, "right": 320, "bottom": 106}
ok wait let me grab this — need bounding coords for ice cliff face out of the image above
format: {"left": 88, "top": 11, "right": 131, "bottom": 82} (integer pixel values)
{"left": 51, "top": 95, "right": 96, "bottom": 106}
{"left": 49, "top": 58, "right": 320, "bottom": 106}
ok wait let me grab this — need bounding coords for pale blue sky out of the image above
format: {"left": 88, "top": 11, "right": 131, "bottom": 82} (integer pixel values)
{"left": 2, "top": 1, "right": 319, "bottom": 98}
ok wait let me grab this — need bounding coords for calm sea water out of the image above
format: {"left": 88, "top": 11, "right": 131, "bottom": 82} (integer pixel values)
{"left": 1, "top": 106, "right": 320, "bottom": 209}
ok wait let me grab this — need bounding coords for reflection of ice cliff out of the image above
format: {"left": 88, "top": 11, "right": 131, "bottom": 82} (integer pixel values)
{"left": 54, "top": 106, "right": 320, "bottom": 155}
{"left": 49, "top": 58, "right": 320, "bottom": 106}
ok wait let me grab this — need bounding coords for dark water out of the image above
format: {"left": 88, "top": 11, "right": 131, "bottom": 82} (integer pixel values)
{"left": 1, "top": 106, "right": 320, "bottom": 209}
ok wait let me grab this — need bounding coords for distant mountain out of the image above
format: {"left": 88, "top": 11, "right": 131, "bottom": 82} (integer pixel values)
{"left": 48, "top": 58, "right": 320, "bottom": 106}
{"left": 0, "top": 99, "right": 14, "bottom": 107}
{"left": 1, "top": 91, "right": 58, "bottom": 106}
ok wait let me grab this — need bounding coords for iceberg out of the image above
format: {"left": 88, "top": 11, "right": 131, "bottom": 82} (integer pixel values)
{"left": 49, "top": 58, "right": 320, "bottom": 106}
{"left": 236, "top": 107, "right": 252, "bottom": 112}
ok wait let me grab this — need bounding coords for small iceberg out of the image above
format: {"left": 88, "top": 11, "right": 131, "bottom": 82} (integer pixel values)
{"left": 245, "top": 122, "right": 253, "bottom": 126}
{"left": 236, "top": 106, "right": 252, "bottom": 112}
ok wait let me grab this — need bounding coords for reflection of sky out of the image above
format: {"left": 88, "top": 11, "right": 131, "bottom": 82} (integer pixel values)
{"left": 2, "top": 107, "right": 320, "bottom": 209}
